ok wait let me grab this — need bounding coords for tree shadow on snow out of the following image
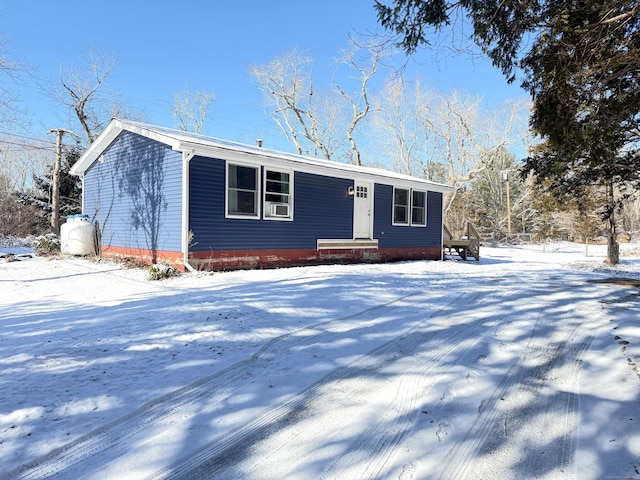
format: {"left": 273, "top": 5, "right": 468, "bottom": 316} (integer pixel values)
{"left": 2, "top": 260, "right": 639, "bottom": 479}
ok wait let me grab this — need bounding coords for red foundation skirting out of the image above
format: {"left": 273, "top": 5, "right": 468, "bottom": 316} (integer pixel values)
{"left": 99, "top": 245, "right": 442, "bottom": 271}
{"left": 100, "top": 246, "right": 184, "bottom": 269}
{"left": 188, "top": 247, "right": 442, "bottom": 271}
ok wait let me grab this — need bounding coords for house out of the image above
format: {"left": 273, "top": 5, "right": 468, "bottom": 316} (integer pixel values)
{"left": 70, "top": 120, "right": 455, "bottom": 271}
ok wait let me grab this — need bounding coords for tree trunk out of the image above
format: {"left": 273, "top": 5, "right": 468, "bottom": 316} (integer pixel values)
{"left": 605, "top": 221, "right": 619, "bottom": 264}
{"left": 604, "top": 182, "right": 619, "bottom": 265}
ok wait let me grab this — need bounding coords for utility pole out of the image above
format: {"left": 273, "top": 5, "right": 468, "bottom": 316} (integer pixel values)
{"left": 47, "top": 129, "right": 79, "bottom": 236}
{"left": 502, "top": 170, "right": 512, "bottom": 235}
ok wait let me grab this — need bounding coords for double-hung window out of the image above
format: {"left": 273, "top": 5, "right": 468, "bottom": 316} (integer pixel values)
{"left": 393, "top": 188, "right": 410, "bottom": 225}
{"left": 226, "top": 164, "right": 293, "bottom": 220}
{"left": 393, "top": 187, "right": 427, "bottom": 226}
{"left": 264, "top": 169, "right": 292, "bottom": 219}
{"left": 412, "top": 190, "right": 426, "bottom": 226}
{"left": 227, "top": 163, "right": 259, "bottom": 218}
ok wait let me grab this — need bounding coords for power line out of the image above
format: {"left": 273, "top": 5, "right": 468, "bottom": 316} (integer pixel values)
{"left": 0, "top": 138, "right": 55, "bottom": 152}
{"left": 0, "top": 130, "right": 56, "bottom": 144}
{"left": 0, "top": 69, "right": 285, "bottom": 145}
{"left": 0, "top": 130, "right": 58, "bottom": 152}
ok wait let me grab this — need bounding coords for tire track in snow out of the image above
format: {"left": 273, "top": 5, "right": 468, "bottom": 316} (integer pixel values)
{"left": 149, "top": 289, "right": 509, "bottom": 480}
{"left": 436, "top": 287, "right": 605, "bottom": 480}
{"left": 312, "top": 288, "right": 570, "bottom": 480}
{"left": 5, "top": 290, "right": 435, "bottom": 480}
{"left": 316, "top": 298, "right": 512, "bottom": 480}
{"left": 436, "top": 305, "right": 556, "bottom": 480}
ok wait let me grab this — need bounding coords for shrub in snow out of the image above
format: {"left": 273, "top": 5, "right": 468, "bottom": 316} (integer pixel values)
{"left": 31, "top": 234, "right": 60, "bottom": 254}
{"left": 148, "top": 263, "right": 178, "bottom": 280}
{"left": 0, "top": 235, "right": 36, "bottom": 249}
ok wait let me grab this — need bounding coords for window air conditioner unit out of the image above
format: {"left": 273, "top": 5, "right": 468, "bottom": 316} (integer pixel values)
{"left": 270, "top": 203, "right": 290, "bottom": 217}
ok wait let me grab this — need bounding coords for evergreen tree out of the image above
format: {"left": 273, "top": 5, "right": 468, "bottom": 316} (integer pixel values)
{"left": 375, "top": 0, "right": 640, "bottom": 263}
{"left": 17, "top": 145, "right": 82, "bottom": 230}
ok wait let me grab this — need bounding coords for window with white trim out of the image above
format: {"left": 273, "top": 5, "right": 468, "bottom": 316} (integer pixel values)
{"left": 393, "top": 187, "right": 427, "bottom": 226}
{"left": 412, "top": 190, "right": 426, "bottom": 226}
{"left": 227, "top": 163, "right": 259, "bottom": 218}
{"left": 393, "top": 187, "right": 409, "bottom": 225}
{"left": 264, "top": 169, "right": 292, "bottom": 219}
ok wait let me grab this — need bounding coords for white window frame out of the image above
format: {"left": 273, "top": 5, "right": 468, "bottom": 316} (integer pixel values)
{"left": 392, "top": 187, "right": 410, "bottom": 226}
{"left": 263, "top": 168, "right": 293, "bottom": 221}
{"left": 411, "top": 190, "right": 427, "bottom": 227}
{"left": 393, "top": 187, "right": 428, "bottom": 227}
{"left": 226, "top": 162, "right": 260, "bottom": 219}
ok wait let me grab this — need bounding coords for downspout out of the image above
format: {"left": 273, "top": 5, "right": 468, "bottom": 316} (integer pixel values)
{"left": 440, "top": 191, "right": 445, "bottom": 261}
{"left": 182, "top": 150, "right": 198, "bottom": 273}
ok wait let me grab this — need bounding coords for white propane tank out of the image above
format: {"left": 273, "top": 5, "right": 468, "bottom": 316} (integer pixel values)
{"left": 60, "top": 216, "right": 76, "bottom": 253}
{"left": 63, "top": 215, "right": 95, "bottom": 256}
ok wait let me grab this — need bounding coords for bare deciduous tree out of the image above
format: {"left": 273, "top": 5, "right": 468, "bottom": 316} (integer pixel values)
{"left": 373, "top": 77, "right": 430, "bottom": 176}
{"left": 41, "top": 50, "right": 140, "bottom": 236}
{"left": 250, "top": 49, "right": 337, "bottom": 159}
{"left": 333, "top": 36, "right": 392, "bottom": 165}
{"left": 621, "top": 193, "right": 640, "bottom": 233}
{"left": 250, "top": 38, "right": 391, "bottom": 164}
{"left": 171, "top": 83, "right": 216, "bottom": 133}
{"left": 0, "top": 135, "right": 50, "bottom": 196}
{"left": 0, "top": 34, "right": 31, "bottom": 133}
{"left": 373, "top": 79, "right": 531, "bottom": 233}
{"left": 424, "top": 93, "right": 530, "bottom": 215}
{"left": 52, "top": 50, "right": 121, "bottom": 144}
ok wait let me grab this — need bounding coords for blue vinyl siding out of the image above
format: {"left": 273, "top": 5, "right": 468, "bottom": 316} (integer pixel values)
{"left": 83, "top": 131, "right": 183, "bottom": 253}
{"left": 373, "top": 184, "right": 443, "bottom": 248}
{"left": 189, "top": 156, "right": 353, "bottom": 251}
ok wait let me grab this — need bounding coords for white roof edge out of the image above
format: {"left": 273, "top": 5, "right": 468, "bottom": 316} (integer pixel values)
{"left": 181, "top": 141, "right": 455, "bottom": 193}
{"left": 70, "top": 119, "right": 455, "bottom": 193}
{"left": 69, "top": 120, "right": 120, "bottom": 176}
{"left": 70, "top": 119, "right": 184, "bottom": 176}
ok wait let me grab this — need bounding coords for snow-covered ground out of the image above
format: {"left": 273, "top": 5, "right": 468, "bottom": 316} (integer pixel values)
{"left": 1, "top": 241, "right": 639, "bottom": 479}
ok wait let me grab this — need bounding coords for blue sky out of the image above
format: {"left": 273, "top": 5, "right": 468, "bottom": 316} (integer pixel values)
{"left": 1, "top": 1, "right": 526, "bottom": 153}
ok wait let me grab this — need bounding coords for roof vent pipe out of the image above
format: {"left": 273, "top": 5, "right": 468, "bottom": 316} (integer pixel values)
{"left": 256, "top": 139, "right": 263, "bottom": 147}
